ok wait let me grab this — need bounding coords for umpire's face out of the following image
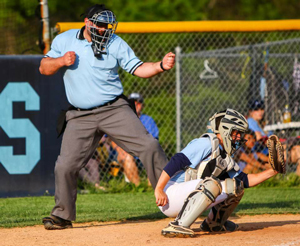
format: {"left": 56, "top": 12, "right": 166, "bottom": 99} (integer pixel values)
{"left": 85, "top": 18, "right": 107, "bottom": 36}
{"left": 95, "top": 22, "right": 108, "bottom": 35}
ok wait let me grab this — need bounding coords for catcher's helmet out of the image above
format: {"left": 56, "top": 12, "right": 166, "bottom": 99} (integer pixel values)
{"left": 207, "top": 109, "right": 248, "bottom": 155}
{"left": 84, "top": 4, "right": 118, "bottom": 57}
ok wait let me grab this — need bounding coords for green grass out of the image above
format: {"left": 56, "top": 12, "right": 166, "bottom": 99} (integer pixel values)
{"left": 255, "top": 173, "right": 300, "bottom": 188}
{"left": 0, "top": 187, "right": 299, "bottom": 228}
{"left": 77, "top": 178, "right": 153, "bottom": 194}
{"left": 236, "top": 187, "right": 300, "bottom": 215}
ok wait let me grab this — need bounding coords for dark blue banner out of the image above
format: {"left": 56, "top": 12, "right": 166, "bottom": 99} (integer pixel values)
{"left": 0, "top": 55, "right": 68, "bottom": 197}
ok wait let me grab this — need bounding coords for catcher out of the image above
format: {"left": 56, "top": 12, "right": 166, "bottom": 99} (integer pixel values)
{"left": 155, "top": 109, "right": 285, "bottom": 237}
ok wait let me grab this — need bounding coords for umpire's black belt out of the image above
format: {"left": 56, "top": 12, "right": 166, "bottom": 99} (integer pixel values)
{"left": 56, "top": 93, "right": 137, "bottom": 138}
{"left": 76, "top": 94, "right": 124, "bottom": 111}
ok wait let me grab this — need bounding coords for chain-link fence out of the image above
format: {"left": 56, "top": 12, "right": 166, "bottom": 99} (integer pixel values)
{"left": 76, "top": 31, "right": 300, "bottom": 187}
{"left": 0, "top": 0, "right": 43, "bottom": 54}
{"left": 1, "top": 4, "right": 300, "bottom": 185}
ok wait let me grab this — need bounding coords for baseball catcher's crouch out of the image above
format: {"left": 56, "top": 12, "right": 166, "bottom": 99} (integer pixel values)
{"left": 267, "top": 135, "right": 286, "bottom": 174}
{"left": 155, "top": 109, "right": 283, "bottom": 238}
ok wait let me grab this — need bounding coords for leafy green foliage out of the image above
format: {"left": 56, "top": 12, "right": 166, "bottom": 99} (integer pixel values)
{"left": 46, "top": 0, "right": 300, "bottom": 22}
{"left": 0, "top": 1, "right": 41, "bottom": 54}
{"left": 2, "top": 0, "right": 300, "bottom": 54}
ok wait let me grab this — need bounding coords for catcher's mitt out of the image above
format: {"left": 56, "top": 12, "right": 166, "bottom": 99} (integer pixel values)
{"left": 267, "top": 135, "right": 286, "bottom": 173}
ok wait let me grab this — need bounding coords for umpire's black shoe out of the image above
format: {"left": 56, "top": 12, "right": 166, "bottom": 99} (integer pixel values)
{"left": 43, "top": 215, "right": 73, "bottom": 230}
{"left": 200, "top": 219, "right": 238, "bottom": 232}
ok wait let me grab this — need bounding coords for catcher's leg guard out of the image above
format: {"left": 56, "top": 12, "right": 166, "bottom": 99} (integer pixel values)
{"left": 162, "top": 177, "right": 222, "bottom": 237}
{"left": 201, "top": 177, "right": 244, "bottom": 232}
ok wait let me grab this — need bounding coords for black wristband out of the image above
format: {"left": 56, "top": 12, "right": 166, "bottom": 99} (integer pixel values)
{"left": 160, "top": 61, "right": 166, "bottom": 71}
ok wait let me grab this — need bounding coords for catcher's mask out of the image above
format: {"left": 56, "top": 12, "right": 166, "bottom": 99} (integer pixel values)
{"left": 207, "top": 109, "right": 248, "bottom": 155}
{"left": 85, "top": 5, "right": 118, "bottom": 57}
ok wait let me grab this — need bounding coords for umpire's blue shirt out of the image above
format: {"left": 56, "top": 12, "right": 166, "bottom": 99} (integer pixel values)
{"left": 46, "top": 28, "right": 143, "bottom": 109}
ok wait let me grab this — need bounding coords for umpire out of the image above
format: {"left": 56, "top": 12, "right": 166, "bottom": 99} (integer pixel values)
{"left": 39, "top": 4, "right": 174, "bottom": 230}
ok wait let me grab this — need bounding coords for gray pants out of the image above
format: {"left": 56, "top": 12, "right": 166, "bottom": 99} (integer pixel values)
{"left": 51, "top": 98, "right": 168, "bottom": 221}
{"left": 78, "top": 158, "right": 100, "bottom": 184}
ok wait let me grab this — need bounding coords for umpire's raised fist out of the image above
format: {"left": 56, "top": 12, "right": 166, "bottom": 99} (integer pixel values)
{"left": 63, "top": 51, "right": 76, "bottom": 66}
{"left": 161, "top": 52, "right": 176, "bottom": 71}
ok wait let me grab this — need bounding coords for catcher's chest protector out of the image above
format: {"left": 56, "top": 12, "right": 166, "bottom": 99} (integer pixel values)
{"left": 185, "top": 133, "right": 221, "bottom": 181}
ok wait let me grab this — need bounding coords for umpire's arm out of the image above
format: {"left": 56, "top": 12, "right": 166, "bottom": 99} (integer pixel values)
{"left": 134, "top": 52, "right": 175, "bottom": 78}
{"left": 39, "top": 51, "right": 76, "bottom": 75}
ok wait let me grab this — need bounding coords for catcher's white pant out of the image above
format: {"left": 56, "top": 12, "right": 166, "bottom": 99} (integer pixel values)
{"left": 159, "top": 179, "right": 228, "bottom": 218}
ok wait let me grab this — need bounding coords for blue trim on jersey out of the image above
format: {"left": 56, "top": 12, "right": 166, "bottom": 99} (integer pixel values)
{"left": 227, "top": 169, "right": 242, "bottom": 179}
{"left": 163, "top": 153, "right": 191, "bottom": 178}
{"left": 236, "top": 172, "right": 249, "bottom": 188}
{"left": 129, "top": 61, "right": 143, "bottom": 74}
{"left": 170, "top": 137, "right": 212, "bottom": 182}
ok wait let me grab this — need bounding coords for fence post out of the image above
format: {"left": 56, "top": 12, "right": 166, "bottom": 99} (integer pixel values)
{"left": 40, "top": 0, "right": 50, "bottom": 54}
{"left": 175, "top": 46, "right": 181, "bottom": 153}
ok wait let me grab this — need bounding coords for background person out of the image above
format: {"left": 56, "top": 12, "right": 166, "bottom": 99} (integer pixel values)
{"left": 78, "top": 136, "right": 109, "bottom": 190}
{"left": 234, "top": 130, "right": 270, "bottom": 173}
{"left": 248, "top": 99, "right": 300, "bottom": 167}
{"left": 40, "top": 4, "right": 175, "bottom": 230}
{"left": 247, "top": 99, "right": 270, "bottom": 144}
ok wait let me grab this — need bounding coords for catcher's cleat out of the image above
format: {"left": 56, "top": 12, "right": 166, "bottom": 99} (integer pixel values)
{"left": 161, "top": 221, "right": 195, "bottom": 238}
{"left": 42, "top": 215, "right": 73, "bottom": 230}
{"left": 200, "top": 219, "right": 238, "bottom": 232}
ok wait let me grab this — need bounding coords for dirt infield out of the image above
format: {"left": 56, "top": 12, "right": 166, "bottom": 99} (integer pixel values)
{"left": 1, "top": 214, "right": 300, "bottom": 246}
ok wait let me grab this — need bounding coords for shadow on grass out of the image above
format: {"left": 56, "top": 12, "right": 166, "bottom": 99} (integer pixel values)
{"left": 73, "top": 212, "right": 167, "bottom": 229}
{"left": 236, "top": 200, "right": 300, "bottom": 211}
{"left": 126, "top": 212, "right": 167, "bottom": 221}
{"left": 235, "top": 220, "right": 300, "bottom": 232}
